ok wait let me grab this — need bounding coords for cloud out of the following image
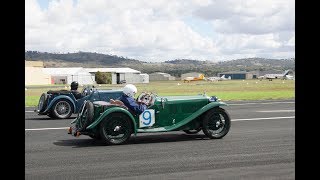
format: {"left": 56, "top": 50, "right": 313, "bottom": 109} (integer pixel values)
{"left": 194, "top": 0, "right": 295, "bottom": 34}
{"left": 25, "top": 0, "right": 294, "bottom": 62}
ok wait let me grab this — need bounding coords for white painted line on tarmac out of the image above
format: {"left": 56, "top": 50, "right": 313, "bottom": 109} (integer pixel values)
{"left": 228, "top": 101, "right": 294, "bottom": 106}
{"left": 25, "top": 127, "right": 69, "bottom": 131}
{"left": 25, "top": 116, "right": 295, "bottom": 131}
{"left": 256, "top": 110, "right": 295, "bottom": 112}
{"left": 232, "top": 116, "right": 295, "bottom": 121}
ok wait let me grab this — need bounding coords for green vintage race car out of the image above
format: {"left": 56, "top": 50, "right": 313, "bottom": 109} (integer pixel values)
{"left": 68, "top": 92, "right": 231, "bottom": 145}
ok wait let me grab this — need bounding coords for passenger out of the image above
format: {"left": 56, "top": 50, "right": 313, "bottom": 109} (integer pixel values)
{"left": 118, "top": 84, "right": 147, "bottom": 115}
{"left": 70, "top": 81, "right": 82, "bottom": 99}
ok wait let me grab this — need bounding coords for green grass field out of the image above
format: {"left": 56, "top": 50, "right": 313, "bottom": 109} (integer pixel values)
{"left": 25, "top": 79, "right": 295, "bottom": 107}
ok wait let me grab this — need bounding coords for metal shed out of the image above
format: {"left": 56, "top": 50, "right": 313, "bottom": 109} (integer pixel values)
{"left": 85, "top": 68, "right": 148, "bottom": 84}
{"left": 149, "top": 72, "right": 175, "bottom": 81}
{"left": 42, "top": 67, "right": 95, "bottom": 85}
{"left": 25, "top": 67, "right": 52, "bottom": 85}
{"left": 139, "top": 73, "right": 149, "bottom": 83}
{"left": 218, "top": 71, "right": 257, "bottom": 80}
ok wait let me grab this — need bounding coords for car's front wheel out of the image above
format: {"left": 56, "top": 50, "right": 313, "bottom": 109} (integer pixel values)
{"left": 202, "top": 107, "right": 231, "bottom": 139}
{"left": 99, "top": 112, "right": 132, "bottom": 145}
{"left": 51, "top": 99, "right": 73, "bottom": 119}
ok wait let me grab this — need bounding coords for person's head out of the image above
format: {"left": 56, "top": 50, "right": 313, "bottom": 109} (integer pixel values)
{"left": 71, "top": 81, "right": 79, "bottom": 90}
{"left": 123, "top": 84, "right": 137, "bottom": 98}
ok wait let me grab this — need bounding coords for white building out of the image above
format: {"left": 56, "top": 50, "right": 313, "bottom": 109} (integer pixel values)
{"left": 25, "top": 61, "right": 51, "bottom": 85}
{"left": 25, "top": 60, "right": 148, "bottom": 85}
{"left": 42, "top": 67, "right": 95, "bottom": 85}
{"left": 140, "top": 73, "right": 149, "bottom": 83}
{"left": 85, "top": 68, "right": 149, "bottom": 84}
{"left": 25, "top": 67, "right": 52, "bottom": 85}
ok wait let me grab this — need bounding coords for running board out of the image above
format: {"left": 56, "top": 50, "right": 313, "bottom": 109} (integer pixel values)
{"left": 137, "top": 127, "right": 167, "bottom": 133}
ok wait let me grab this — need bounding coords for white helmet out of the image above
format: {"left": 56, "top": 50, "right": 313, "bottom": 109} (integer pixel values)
{"left": 123, "top": 84, "right": 137, "bottom": 98}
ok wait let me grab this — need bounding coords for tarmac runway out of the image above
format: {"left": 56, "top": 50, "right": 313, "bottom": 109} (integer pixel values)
{"left": 25, "top": 99, "right": 295, "bottom": 179}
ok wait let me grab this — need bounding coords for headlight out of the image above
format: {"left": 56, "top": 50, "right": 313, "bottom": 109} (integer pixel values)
{"left": 209, "top": 96, "right": 220, "bottom": 102}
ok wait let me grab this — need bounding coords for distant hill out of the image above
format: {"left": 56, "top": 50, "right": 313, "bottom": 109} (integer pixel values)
{"left": 25, "top": 51, "right": 295, "bottom": 77}
{"left": 25, "top": 51, "right": 143, "bottom": 67}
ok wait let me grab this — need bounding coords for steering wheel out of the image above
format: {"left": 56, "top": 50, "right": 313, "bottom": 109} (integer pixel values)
{"left": 81, "top": 87, "right": 90, "bottom": 97}
{"left": 82, "top": 85, "right": 97, "bottom": 97}
{"left": 137, "top": 92, "right": 156, "bottom": 106}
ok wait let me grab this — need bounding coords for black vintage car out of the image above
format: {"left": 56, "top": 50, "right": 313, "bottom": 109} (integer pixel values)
{"left": 35, "top": 86, "right": 123, "bottom": 119}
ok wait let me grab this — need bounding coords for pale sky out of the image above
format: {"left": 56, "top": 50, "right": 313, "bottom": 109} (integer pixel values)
{"left": 25, "top": 0, "right": 295, "bottom": 62}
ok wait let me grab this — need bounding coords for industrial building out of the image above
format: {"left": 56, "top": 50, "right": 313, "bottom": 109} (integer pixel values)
{"left": 85, "top": 68, "right": 149, "bottom": 84}
{"left": 25, "top": 61, "right": 51, "bottom": 85}
{"left": 218, "top": 71, "right": 258, "bottom": 80}
{"left": 42, "top": 67, "right": 95, "bottom": 85}
{"left": 25, "top": 60, "right": 149, "bottom": 85}
{"left": 149, "top": 72, "right": 175, "bottom": 81}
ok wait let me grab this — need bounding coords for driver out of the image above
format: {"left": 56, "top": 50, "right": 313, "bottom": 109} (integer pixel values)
{"left": 70, "top": 81, "right": 82, "bottom": 99}
{"left": 118, "top": 84, "right": 147, "bottom": 115}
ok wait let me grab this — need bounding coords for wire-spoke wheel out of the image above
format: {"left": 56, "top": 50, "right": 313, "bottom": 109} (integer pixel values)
{"left": 202, "top": 107, "right": 231, "bottom": 139}
{"left": 100, "top": 112, "right": 132, "bottom": 145}
{"left": 52, "top": 99, "right": 73, "bottom": 119}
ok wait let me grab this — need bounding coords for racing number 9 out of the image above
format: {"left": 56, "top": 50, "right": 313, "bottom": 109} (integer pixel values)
{"left": 142, "top": 111, "right": 151, "bottom": 125}
{"left": 139, "top": 109, "right": 155, "bottom": 128}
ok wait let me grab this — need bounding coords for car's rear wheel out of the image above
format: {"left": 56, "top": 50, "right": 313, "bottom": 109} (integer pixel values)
{"left": 76, "top": 101, "right": 94, "bottom": 131}
{"left": 38, "top": 93, "right": 48, "bottom": 112}
{"left": 99, "top": 112, "right": 132, "bottom": 145}
{"left": 202, "top": 107, "right": 231, "bottom": 139}
{"left": 52, "top": 99, "right": 74, "bottom": 119}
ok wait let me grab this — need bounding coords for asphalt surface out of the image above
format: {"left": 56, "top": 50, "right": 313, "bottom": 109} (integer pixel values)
{"left": 25, "top": 99, "right": 295, "bottom": 179}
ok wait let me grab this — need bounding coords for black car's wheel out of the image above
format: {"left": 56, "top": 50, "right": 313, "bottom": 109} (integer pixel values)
{"left": 183, "top": 127, "right": 202, "bottom": 134}
{"left": 99, "top": 112, "right": 132, "bottom": 145}
{"left": 38, "top": 93, "right": 48, "bottom": 112}
{"left": 202, "top": 107, "right": 231, "bottom": 139}
{"left": 76, "top": 101, "right": 94, "bottom": 131}
{"left": 51, "top": 99, "right": 74, "bottom": 119}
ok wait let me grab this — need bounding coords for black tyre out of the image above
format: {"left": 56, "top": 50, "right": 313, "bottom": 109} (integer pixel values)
{"left": 38, "top": 93, "right": 48, "bottom": 112}
{"left": 51, "top": 99, "right": 74, "bottom": 119}
{"left": 202, "top": 107, "right": 231, "bottom": 139}
{"left": 99, "top": 112, "right": 132, "bottom": 145}
{"left": 183, "top": 127, "right": 202, "bottom": 134}
{"left": 76, "top": 101, "right": 94, "bottom": 131}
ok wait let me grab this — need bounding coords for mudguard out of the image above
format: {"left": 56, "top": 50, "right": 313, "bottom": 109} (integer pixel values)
{"left": 167, "top": 101, "right": 228, "bottom": 130}
{"left": 138, "top": 101, "right": 228, "bottom": 133}
{"left": 43, "top": 95, "right": 77, "bottom": 114}
{"left": 86, "top": 107, "right": 138, "bottom": 135}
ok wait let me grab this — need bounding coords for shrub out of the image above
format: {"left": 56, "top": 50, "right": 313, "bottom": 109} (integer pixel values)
{"left": 95, "top": 71, "right": 112, "bottom": 84}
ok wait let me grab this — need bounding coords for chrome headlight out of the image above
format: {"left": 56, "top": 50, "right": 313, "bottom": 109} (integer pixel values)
{"left": 209, "top": 96, "right": 220, "bottom": 102}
